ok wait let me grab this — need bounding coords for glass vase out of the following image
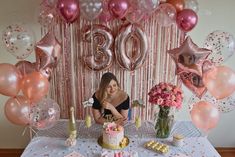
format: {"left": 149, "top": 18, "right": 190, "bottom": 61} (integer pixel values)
{"left": 155, "top": 106, "right": 174, "bottom": 138}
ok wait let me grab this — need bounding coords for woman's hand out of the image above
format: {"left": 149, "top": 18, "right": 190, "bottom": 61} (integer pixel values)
{"left": 102, "top": 101, "right": 114, "bottom": 110}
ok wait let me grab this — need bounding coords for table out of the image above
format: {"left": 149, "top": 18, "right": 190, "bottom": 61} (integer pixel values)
{"left": 21, "top": 120, "right": 221, "bottom": 157}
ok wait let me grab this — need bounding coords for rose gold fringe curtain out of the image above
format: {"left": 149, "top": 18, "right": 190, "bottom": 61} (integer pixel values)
{"left": 47, "top": 11, "right": 185, "bottom": 120}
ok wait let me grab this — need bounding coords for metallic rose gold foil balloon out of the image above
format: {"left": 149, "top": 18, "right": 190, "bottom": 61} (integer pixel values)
{"left": 176, "top": 9, "right": 198, "bottom": 32}
{"left": 168, "top": 36, "right": 211, "bottom": 76}
{"left": 108, "top": 0, "right": 130, "bottom": 19}
{"left": 83, "top": 25, "right": 114, "bottom": 71}
{"left": 191, "top": 101, "right": 220, "bottom": 132}
{"left": 57, "top": 0, "right": 79, "bottom": 23}
{"left": 15, "top": 60, "right": 36, "bottom": 77}
{"left": 115, "top": 24, "right": 148, "bottom": 71}
{"left": 0, "top": 63, "right": 22, "bottom": 97}
{"left": 80, "top": 0, "right": 103, "bottom": 21}
{"left": 4, "top": 96, "right": 31, "bottom": 126}
{"left": 203, "top": 66, "right": 235, "bottom": 100}
{"left": 35, "top": 31, "right": 62, "bottom": 71}
{"left": 166, "top": 0, "right": 185, "bottom": 12}
{"left": 21, "top": 72, "right": 50, "bottom": 103}
{"left": 180, "top": 72, "right": 206, "bottom": 98}
{"left": 31, "top": 98, "right": 60, "bottom": 130}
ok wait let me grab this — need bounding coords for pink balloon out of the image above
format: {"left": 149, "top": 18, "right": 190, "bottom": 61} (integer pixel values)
{"left": 176, "top": 9, "right": 198, "bottom": 32}
{"left": 57, "top": 0, "right": 79, "bottom": 23}
{"left": 203, "top": 66, "right": 235, "bottom": 100}
{"left": 0, "top": 63, "right": 22, "bottom": 97}
{"left": 191, "top": 101, "right": 220, "bottom": 132}
{"left": 108, "top": 0, "right": 129, "bottom": 19}
{"left": 4, "top": 96, "right": 31, "bottom": 126}
{"left": 155, "top": 3, "right": 177, "bottom": 27}
{"left": 15, "top": 60, "right": 36, "bottom": 77}
{"left": 125, "top": 2, "right": 145, "bottom": 24}
{"left": 31, "top": 98, "right": 60, "bottom": 130}
{"left": 99, "top": 0, "right": 114, "bottom": 22}
{"left": 21, "top": 72, "right": 50, "bottom": 103}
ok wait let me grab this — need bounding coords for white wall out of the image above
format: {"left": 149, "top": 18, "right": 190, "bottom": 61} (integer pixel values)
{"left": 0, "top": 0, "right": 234, "bottom": 148}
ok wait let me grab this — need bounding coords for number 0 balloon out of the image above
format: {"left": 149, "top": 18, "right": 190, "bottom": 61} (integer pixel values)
{"left": 115, "top": 24, "right": 148, "bottom": 71}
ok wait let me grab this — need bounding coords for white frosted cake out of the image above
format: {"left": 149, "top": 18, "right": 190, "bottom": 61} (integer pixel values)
{"left": 102, "top": 122, "right": 126, "bottom": 148}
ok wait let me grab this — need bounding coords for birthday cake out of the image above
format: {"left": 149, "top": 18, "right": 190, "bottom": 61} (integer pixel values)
{"left": 102, "top": 122, "right": 127, "bottom": 149}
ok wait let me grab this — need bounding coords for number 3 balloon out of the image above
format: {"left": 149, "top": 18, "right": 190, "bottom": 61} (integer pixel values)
{"left": 115, "top": 24, "right": 148, "bottom": 71}
{"left": 83, "top": 25, "right": 114, "bottom": 71}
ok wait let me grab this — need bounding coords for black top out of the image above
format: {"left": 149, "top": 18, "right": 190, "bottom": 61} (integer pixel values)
{"left": 92, "top": 93, "right": 130, "bottom": 119}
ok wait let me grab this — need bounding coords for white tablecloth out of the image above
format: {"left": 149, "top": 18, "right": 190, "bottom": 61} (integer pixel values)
{"left": 21, "top": 120, "right": 221, "bottom": 157}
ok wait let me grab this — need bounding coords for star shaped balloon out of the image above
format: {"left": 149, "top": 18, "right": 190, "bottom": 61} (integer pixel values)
{"left": 35, "top": 31, "right": 62, "bottom": 71}
{"left": 167, "top": 36, "right": 211, "bottom": 76}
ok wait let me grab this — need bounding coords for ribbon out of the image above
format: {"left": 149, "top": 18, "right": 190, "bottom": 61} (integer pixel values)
{"left": 82, "top": 98, "right": 94, "bottom": 108}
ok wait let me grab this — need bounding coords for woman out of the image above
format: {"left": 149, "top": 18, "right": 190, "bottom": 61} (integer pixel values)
{"left": 92, "top": 72, "right": 129, "bottom": 125}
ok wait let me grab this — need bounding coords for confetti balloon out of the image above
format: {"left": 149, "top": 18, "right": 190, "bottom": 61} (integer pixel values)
{"left": 31, "top": 98, "right": 60, "bottom": 130}
{"left": 203, "top": 30, "right": 235, "bottom": 65}
{"left": 2, "top": 24, "right": 35, "bottom": 59}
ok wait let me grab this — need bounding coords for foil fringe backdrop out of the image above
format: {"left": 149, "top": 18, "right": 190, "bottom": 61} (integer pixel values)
{"left": 44, "top": 11, "right": 185, "bottom": 120}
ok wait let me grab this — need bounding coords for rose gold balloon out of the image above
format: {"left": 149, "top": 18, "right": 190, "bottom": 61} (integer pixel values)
{"left": 83, "top": 25, "right": 114, "bottom": 71}
{"left": 191, "top": 101, "right": 220, "bottom": 132}
{"left": 4, "top": 96, "right": 31, "bottom": 126}
{"left": 115, "top": 24, "right": 148, "bottom": 71}
{"left": 21, "top": 72, "right": 50, "bottom": 103}
{"left": 203, "top": 66, "right": 235, "bottom": 100}
{"left": 35, "top": 31, "right": 62, "bottom": 71}
{"left": 168, "top": 36, "right": 211, "bottom": 76}
{"left": 0, "top": 63, "right": 22, "bottom": 97}
{"left": 166, "top": 0, "right": 185, "bottom": 12}
{"left": 15, "top": 60, "right": 36, "bottom": 77}
{"left": 180, "top": 72, "right": 207, "bottom": 98}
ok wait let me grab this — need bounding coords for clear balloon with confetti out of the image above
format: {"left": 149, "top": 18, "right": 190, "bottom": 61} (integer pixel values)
{"left": 203, "top": 30, "right": 235, "bottom": 65}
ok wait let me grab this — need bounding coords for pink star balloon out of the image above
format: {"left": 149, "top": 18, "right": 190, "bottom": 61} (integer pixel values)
{"left": 168, "top": 36, "right": 211, "bottom": 76}
{"left": 35, "top": 31, "right": 62, "bottom": 71}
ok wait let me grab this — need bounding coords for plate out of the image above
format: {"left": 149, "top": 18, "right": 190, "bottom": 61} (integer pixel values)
{"left": 97, "top": 136, "right": 129, "bottom": 150}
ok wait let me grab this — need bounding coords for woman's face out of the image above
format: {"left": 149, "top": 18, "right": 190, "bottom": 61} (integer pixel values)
{"left": 106, "top": 80, "right": 118, "bottom": 96}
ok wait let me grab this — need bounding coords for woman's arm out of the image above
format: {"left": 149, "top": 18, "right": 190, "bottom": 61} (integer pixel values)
{"left": 120, "top": 109, "right": 129, "bottom": 120}
{"left": 103, "top": 101, "right": 124, "bottom": 119}
{"left": 92, "top": 108, "right": 107, "bottom": 125}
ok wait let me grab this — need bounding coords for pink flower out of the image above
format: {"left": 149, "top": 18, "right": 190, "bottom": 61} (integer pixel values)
{"left": 148, "top": 82, "right": 183, "bottom": 109}
{"left": 157, "top": 98, "right": 164, "bottom": 105}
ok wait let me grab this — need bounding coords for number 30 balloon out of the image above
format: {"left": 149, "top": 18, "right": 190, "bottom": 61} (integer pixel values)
{"left": 115, "top": 24, "right": 148, "bottom": 71}
{"left": 83, "top": 25, "right": 114, "bottom": 71}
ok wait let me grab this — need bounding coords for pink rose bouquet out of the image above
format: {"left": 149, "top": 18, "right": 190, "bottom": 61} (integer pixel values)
{"left": 148, "top": 82, "right": 183, "bottom": 109}
{"left": 148, "top": 82, "right": 183, "bottom": 138}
